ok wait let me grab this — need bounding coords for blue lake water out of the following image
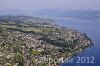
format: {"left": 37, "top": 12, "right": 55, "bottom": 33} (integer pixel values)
{"left": 53, "top": 17, "right": 100, "bottom": 66}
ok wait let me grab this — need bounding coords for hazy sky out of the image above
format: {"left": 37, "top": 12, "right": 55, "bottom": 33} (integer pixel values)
{"left": 0, "top": 0, "right": 100, "bottom": 10}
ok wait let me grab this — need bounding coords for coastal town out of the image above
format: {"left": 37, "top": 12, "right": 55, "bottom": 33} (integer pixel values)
{"left": 0, "top": 16, "right": 93, "bottom": 66}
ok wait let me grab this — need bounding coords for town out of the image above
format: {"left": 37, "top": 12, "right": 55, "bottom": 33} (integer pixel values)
{"left": 0, "top": 16, "right": 93, "bottom": 66}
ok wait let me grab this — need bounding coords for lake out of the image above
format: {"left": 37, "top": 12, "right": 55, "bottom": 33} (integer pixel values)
{"left": 52, "top": 17, "right": 100, "bottom": 66}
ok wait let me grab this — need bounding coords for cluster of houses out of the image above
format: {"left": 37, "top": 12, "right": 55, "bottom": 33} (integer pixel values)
{"left": 0, "top": 27, "right": 92, "bottom": 66}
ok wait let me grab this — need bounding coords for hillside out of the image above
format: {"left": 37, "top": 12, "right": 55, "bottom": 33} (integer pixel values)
{"left": 0, "top": 16, "right": 93, "bottom": 66}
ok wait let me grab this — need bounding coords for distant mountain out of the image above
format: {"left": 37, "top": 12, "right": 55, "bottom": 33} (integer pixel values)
{"left": 0, "top": 9, "right": 27, "bottom": 16}
{"left": 0, "top": 9, "right": 100, "bottom": 20}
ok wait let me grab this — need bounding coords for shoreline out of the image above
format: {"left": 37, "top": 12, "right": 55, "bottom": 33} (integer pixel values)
{"left": 0, "top": 16, "right": 93, "bottom": 66}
